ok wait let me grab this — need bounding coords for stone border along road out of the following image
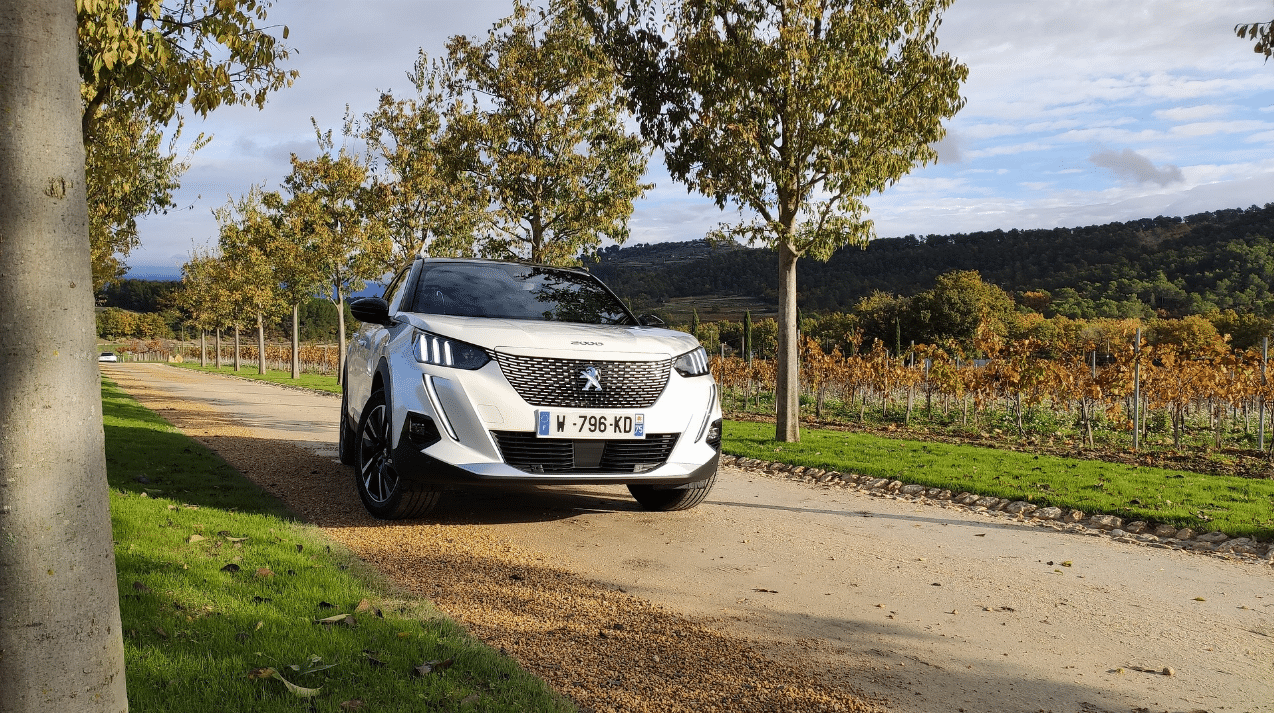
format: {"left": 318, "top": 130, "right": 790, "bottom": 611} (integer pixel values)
{"left": 104, "top": 364, "right": 1274, "bottom": 713}
{"left": 722, "top": 455, "right": 1274, "bottom": 564}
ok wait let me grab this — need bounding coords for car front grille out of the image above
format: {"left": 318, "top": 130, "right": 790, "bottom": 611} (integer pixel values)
{"left": 491, "top": 431, "right": 679, "bottom": 474}
{"left": 492, "top": 353, "right": 672, "bottom": 408}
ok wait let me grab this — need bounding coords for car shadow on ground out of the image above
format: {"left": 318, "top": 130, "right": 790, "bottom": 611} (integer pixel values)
{"left": 706, "top": 497, "right": 1049, "bottom": 533}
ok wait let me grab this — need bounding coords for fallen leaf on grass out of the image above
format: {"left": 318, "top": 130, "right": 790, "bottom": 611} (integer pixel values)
{"left": 318, "top": 601, "right": 335, "bottom": 609}
{"left": 226, "top": 536, "right": 248, "bottom": 544}
{"left": 340, "top": 701, "right": 364, "bottom": 711}
{"left": 460, "top": 693, "right": 481, "bottom": 705}
{"left": 255, "top": 567, "right": 274, "bottom": 578}
{"left": 220, "top": 563, "right": 240, "bottom": 573}
{"left": 246, "top": 667, "right": 320, "bottom": 698}
{"left": 133, "top": 581, "right": 151, "bottom": 593}
{"left": 414, "top": 658, "right": 454, "bottom": 676}
{"left": 154, "top": 626, "right": 168, "bottom": 639}
{"left": 187, "top": 534, "right": 205, "bottom": 543}
{"left": 316, "top": 614, "right": 356, "bottom": 627}
{"left": 355, "top": 599, "right": 373, "bottom": 614}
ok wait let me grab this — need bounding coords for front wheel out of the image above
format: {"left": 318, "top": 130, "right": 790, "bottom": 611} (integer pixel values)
{"left": 628, "top": 469, "right": 717, "bottom": 511}
{"left": 355, "top": 389, "right": 440, "bottom": 519}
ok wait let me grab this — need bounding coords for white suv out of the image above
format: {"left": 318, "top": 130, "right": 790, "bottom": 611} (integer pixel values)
{"left": 340, "top": 258, "right": 721, "bottom": 519}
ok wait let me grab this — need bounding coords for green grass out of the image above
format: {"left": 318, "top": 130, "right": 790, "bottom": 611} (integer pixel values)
{"left": 724, "top": 420, "right": 1274, "bottom": 540}
{"left": 170, "top": 362, "right": 341, "bottom": 394}
{"left": 104, "top": 379, "right": 573, "bottom": 712}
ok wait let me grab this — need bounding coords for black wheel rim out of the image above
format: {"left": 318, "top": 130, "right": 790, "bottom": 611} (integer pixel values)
{"left": 359, "top": 403, "right": 398, "bottom": 504}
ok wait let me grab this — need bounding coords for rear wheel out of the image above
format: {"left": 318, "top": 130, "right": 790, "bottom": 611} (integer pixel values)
{"left": 628, "top": 469, "right": 717, "bottom": 511}
{"left": 355, "top": 389, "right": 440, "bottom": 519}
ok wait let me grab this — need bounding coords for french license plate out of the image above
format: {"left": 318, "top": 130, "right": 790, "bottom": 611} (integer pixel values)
{"left": 536, "top": 410, "right": 645, "bottom": 439}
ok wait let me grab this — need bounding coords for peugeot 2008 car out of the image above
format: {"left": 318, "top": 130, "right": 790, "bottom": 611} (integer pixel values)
{"left": 340, "top": 257, "right": 722, "bottom": 519}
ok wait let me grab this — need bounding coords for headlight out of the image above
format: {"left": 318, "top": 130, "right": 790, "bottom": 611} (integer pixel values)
{"left": 413, "top": 331, "right": 489, "bottom": 370}
{"left": 674, "top": 347, "right": 710, "bottom": 377}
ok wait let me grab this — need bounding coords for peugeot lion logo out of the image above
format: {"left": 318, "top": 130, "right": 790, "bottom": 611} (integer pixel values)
{"left": 579, "top": 366, "right": 604, "bottom": 392}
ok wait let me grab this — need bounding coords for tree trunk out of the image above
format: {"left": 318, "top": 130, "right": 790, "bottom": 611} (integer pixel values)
{"left": 335, "top": 286, "right": 346, "bottom": 386}
{"left": 257, "top": 312, "right": 266, "bottom": 375}
{"left": 233, "top": 325, "right": 241, "bottom": 371}
{"left": 200, "top": 329, "right": 207, "bottom": 366}
{"left": 774, "top": 242, "right": 800, "bottom": 442}
{"left": 0, "top": 3, "right": 129, "bottom": 709}
{"left": 291, "top": 304, "right": 300, "bottom": 379}
{"left": 215, "top": 327, "right": 222, "bottom": 368}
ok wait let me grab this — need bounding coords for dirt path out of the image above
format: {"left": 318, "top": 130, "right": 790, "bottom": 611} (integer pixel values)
{"left": 104, "top": 364, "right": 1274, "bottom": 713}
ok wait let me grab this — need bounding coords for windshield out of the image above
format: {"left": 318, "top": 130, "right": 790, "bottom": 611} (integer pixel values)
{"left": 406, "top": 262, "right": 635, "bottom": 325}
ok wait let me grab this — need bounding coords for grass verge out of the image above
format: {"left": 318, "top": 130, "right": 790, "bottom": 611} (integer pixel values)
{"left": 104, "top": 378, "right": 573, "bottom": 712}
{"left": 724, "top": 420, "right": 1274, "bottom": 540}
{"left": 169, "top": 362, "right": 341, "bottom": 394}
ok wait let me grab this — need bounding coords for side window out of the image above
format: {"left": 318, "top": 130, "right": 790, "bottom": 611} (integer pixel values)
{"left": 382, "top": 263, "right": 414, "bottom": 313}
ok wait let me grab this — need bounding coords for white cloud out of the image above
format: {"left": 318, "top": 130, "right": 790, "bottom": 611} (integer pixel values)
{"left": 1090, "top": 148, "right": 1185, "bottom": 186}
{"left": 1170, "top": 120, "right": 1274, "bottom": 137}
{"left": 965, "top": 142, "right": 1055, "bottom": 159}
{"left": 1154, "top": 104, "right": 1235, "bottom": 121}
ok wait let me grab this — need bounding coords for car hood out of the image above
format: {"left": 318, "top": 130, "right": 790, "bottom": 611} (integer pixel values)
{"left": 400, "top": 313, "right": 700, "bottom": 360}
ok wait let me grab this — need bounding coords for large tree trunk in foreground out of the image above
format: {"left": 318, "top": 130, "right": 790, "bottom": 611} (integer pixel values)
{"left": 775, "top": 241, "right": 800, "bottom": 442}
{"left": 0, "top": 2, "right": 129, "bottom": 710}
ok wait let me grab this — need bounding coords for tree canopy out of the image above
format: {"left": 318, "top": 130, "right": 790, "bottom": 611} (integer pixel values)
{"left": 77, "top": 0, "right": 297, "bottom": 288}
{"left": 77, "top": 0, "right": 298, "bottom": 141}
{"left": 442, "top": 0, "right": 650, "bottom": 265}
{"left": 588, "top": 0, "right": 967, "bottom": 440}
{"left": 1236, "top": 10, "right": 1274, "bottom": 61}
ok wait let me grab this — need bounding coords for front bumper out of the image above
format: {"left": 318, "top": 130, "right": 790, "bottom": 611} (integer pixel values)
{"left": 385, "top": 354, "right": 722, "bottom": 488}
{"left": 392, "top": 435, "right": 720, "bottom": 488}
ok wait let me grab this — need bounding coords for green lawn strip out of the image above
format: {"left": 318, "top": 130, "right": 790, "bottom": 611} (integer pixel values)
{"left": 104, "top": 379, "right": 573, "bottom": 712}
{"left": 724, "top": 420, "right": 1274, "bottom": 541}
{"left": 169, "top": 362, "right": 341, "bottom": 394}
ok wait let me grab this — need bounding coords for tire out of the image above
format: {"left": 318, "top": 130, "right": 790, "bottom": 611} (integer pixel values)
{"left": 338, "top": 390, "right": 357, "bottom": 467}
{"left": 627, "top": 468, "right": 717, "bottom": 511}
{"left": 355, "top": 389, "right": 441, "bottom": 519}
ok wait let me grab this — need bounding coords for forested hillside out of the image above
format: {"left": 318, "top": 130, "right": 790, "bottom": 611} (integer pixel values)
{"left": 590, "top": 203, "right": 1274, "bottom": 319}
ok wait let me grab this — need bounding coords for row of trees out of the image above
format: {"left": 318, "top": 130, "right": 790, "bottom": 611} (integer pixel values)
{"left": 591, "top": 205, "right": 1274, "bottom": 321}
{"left": 185, "top": 0, "right": 652, "bottom": 382}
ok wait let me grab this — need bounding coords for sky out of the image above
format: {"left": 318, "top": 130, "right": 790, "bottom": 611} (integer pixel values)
{"left": 124, "top": 0, "right": 1274, "bottom": 279}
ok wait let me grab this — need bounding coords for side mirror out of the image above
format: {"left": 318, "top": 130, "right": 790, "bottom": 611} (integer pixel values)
{"left": 350, "top": 297, "right": 392, "bottom": 326}
{"left": 638, "top": 314, "right": 665, "bottom": 327}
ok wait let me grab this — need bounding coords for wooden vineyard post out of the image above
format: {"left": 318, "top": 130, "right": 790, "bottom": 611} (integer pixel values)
{"left": 1133, "top": 328, "right": 1142, "bottom": 451}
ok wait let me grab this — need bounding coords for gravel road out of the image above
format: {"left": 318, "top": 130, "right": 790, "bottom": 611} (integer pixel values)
{"left": 104, "top": 364, "right": 1274, "bottom": 713}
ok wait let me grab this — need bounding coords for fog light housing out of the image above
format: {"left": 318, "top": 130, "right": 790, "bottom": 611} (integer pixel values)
{"left": 705, "top": 419, "right": 722, "bottom": 450}
{"left": 406, "top": 412, "right": 442, "bottom": 447}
